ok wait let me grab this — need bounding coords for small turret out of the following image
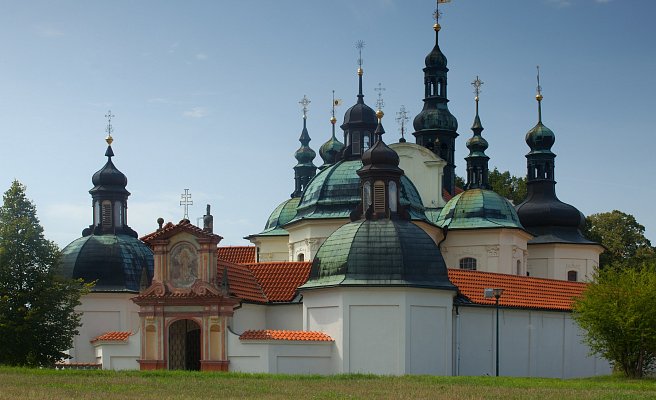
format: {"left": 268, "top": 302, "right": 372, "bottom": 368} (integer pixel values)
{"left": 292, "top": 95, "right": 317, "bottom": 198}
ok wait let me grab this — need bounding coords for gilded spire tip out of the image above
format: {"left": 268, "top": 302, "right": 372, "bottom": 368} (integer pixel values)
{"left": 104, "top": 110, "right": 115, "bottom": 146}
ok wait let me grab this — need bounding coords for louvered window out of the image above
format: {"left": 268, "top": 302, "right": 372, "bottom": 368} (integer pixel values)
{"left": 102, "top": 201, "right": 112, "bottom": 227}
{"left": 374, "top": 181, "right": 385, "bottom": 213}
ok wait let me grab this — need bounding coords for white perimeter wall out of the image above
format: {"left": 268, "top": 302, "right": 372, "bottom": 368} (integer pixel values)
{"left": 69, "top": 292, "right": 140, "bottom": 364}
{"left": 455, "top": 306, "right": 611, "bottom": 378}
{"left": 93, "top": 333, "right": 140, "bottom": 370}
{"left": 231, "top": 303, "right": 303, "bottom": 334}
{"left": 227, "top": 330, "right": 333, "bottom": 374}
{"left": 303, "top": 287, "right": 454, "bottom": 375}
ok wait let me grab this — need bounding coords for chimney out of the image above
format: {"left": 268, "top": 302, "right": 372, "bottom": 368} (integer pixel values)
{"left": 203, "top": 204, "right": 213, "bottom": 233}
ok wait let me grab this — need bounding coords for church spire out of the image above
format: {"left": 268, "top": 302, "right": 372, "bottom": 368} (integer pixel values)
{"left": 319, "top": 91, "right": 345, "bottom": 168}
{"left": 340, "top": 41, "right": 378, "bottom": 160}
{"left": 465, "top": 76, "right": 490, "bottom": 190}
{"left": 86, "top": 112, "right": 137, "bottom": 238}
{"left": 412, "top": 0, "right": 459, "bottom": 196}
{"left": 292, "top": 95, "right": 317, "bottom": 198}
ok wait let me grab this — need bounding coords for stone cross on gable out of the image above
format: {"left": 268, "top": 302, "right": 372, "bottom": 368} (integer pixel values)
{"left": 180, "top": 189, "right": 193, "bottom": 220}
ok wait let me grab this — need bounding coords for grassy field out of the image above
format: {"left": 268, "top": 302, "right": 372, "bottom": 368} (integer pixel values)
{"left": 0, "top": 367, "right": 655, "bottom": 400}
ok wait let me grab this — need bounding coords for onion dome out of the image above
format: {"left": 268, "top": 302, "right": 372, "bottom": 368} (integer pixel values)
{"left": 90, "top": 145, "right": 129, "bottom": 196}
{"left": 464, "top": 78, "right": 490, "bottom": 190}
{"left": 342, "top": 69, "right": 378, "bottom": 128}
{"left": 292, "top": 96, "right": 317, "bottom": 198}
{"left": 301, "top": 218, "right": 454, "bottom": 290}
{"left": 515, "top": 72, "right": 593, "bottom": 244}
{"left": 60, "top": 234, "right": 153, "bottom": 292}
{"left": 435, "top": 189, "right": 524, "bottom": 230}
{"left": 361, "top": 116, "right": 399, "bottom": 170}
{"left": 319, "top": 115, "right": 345, "bottom": 167}
{"left": 289, "top": 160, "right": 427, "bottom": 224}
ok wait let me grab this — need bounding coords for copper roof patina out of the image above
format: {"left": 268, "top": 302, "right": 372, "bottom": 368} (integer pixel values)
{"left": 436, "top": 188, "right": 524, "bottom": 230}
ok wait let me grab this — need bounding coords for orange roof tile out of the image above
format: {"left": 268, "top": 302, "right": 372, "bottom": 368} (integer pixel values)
{"left": 240, "top": 330, "right": 333, "bottom": 342}
{"left": 90, "top": 331, "right": 131, "bottom": 343}
{"left": 219, "top": 260, "right": 268, "bottom": 303}
{"left": 140, "top": 220, "right": 223, "bottom": 243}
{"left": 244, "top": 262, "right": 312, "bottom": 302}
{"left": 447, "top": 269, "right": 587, "bottom": 311}
{"left": 218, "top": 246, "right": 256, "bottom": 264}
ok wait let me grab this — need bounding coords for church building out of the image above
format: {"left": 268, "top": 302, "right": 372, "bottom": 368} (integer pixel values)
{"left": 59, "top": 4, "right": 609, "bottom": 377}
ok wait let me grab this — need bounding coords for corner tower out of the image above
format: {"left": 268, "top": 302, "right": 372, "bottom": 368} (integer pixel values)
{"left": 412, "top": 1, "right": 459, "bottom": 196}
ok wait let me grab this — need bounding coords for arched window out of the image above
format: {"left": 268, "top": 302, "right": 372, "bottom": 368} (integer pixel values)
{"left": 459, "top": 257, "right": 477, "bottom": 271}
{"left": 363, "top": 135, "right": 370, "bottom": 150}
{"left": 101, "top": 200, "right": 112, "bottom": 227}
{"left": 388, "top": 181, "right": 397, "bottom": 212}
{"left": 516, "top": 260, "right": 522, "bottom": 275}
{"left": 373, "top": 181, "right": 386, "bottom": 213}
{"left": 567, "top": 270, "right": 578, "bottom": 282}
{"left": 352, "top": 132, "right": 361, "bottom": 155}
{"left": 297, "top": 253, "right": 305, "bottom": 262}
{"left": 363, "top": 181, "right": 372, "bottom": 210}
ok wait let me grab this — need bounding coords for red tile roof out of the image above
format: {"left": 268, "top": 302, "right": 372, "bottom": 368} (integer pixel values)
{"left": 90, "top": 331, "right": 131, "bottom": 343}
{"left": 244, "top": 262, "right": 312, "bottom": 302}
{"left": 442, "top": 186, "right": 465, "bottom": 201}
{"left": 218, "top": 246, "right": 256, "bottom": 264}
{"left": 219, "top": 260, "right": 268, "bottom": 303}
{"left": 140, "top": 220, "right": 223, "bottom": 243}
{"left": 447, "top": 269, "right": 587, "bottom": 311}
{"left": 240, "top": 330, "right": 333, "bottom": 342}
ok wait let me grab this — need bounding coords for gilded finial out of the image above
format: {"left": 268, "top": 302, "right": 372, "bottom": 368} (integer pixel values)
{"left": 535, "top": 65, "right": 543, "bottom": 102}
{"left": 356, "top": 40, "right": 365, "bottom": 74}
{"left": 331, "top": 90, "right": 342, "bottom": 125}
{"left": 434, "top": 0, "right": 450, "bottom": 31}
{"left": 104, "top": 110, "right": 115, "bottom": 146}
{"left": 299, "top": 95, "right": 311, "bottom": 120}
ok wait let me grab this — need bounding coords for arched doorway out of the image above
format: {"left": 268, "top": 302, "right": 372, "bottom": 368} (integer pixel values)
{"left": 168, "top": 319, "right": 201, "bottom": 371}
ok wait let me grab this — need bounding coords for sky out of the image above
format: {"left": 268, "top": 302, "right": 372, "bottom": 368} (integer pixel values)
{"left": 1, "top": 0, "right": 655, "bottom": 249}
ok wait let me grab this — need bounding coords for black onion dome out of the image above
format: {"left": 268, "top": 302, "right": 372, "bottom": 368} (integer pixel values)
{"left": 361, "top": 140, "right": 399, "bottom": 169}
{"left": 425, "top": 41, "right": 447, "bottom": 69}
{"left": 90, "top": 146, "right": 129, "bottom": 195}
{"left": 525, "top": 121, "right": 556, "bottom": 153}
{"left": 60, "top": 234, "right": 154, "bottom": 292}
{"left": 412, "top": 104, "right": 458, "bottom": 132}
{"left": 516, "top": 189, "right": 585, "bottom": 230}
{"left": 342, "top": 101, "right": 377, "bottom": 127}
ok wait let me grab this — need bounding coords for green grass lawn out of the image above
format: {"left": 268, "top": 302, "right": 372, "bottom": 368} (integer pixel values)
{"left": 0, "top": 367, "right": 654, "bottom": 400}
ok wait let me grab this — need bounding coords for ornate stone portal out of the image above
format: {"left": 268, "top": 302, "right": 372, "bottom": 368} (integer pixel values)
{"left": 133, "top": 219, "right": 239, "bottom": 371}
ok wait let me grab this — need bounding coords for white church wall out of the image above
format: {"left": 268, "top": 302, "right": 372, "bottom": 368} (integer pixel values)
{"left": 527, "top": 243, "right": 602, "bottom": 282}
{"left": 286, "top": 219, "right": 345, "bottom": 261}
{"left": 70, "top": 292, "right": 140, "bottom": 364}
{"left": 249, "top": 235, "right": 289, "bottom": 262}
{"left": 226, "top": 329, "right": 333, "bottom": 374}
{"left": 455, "top": 305, "right": 611, "bottom": 378}
{"left": 231, "top": 303, "right": 266, "bottom": 333}
{"left": 303, "top": 287, "right": 454, "bottom": 375}
{"left": 441, "top": 229, "right": 530, "bottom": 275}
{"left": 265, "top": 304, "right": 303, "bottom": 331}
{"left": 93, "top": 332, "right": 140, "bottom": 370}
{"left": 391, "top": 142, "right": 446, "bottom": 209}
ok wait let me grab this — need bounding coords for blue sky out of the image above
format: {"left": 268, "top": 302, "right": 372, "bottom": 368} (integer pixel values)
{"left": 1, "top": 0, "right": 655, "bottom": 248}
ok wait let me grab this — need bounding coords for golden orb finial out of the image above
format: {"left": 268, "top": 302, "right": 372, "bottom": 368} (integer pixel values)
{"left": 357, "top": 67, "right": 363, "bottom": 76}
{"left": 536, "top": 93, "right": 543, "bottom": 102}
{"left": 434, "top": 23, "right": 441, "bottom": 32}
{"left": 105, "top": 134, "right": 113, "bottom": 146}
{"left": 376, "top": 109, "right": 384, "bottom": 119}
{"left": 330, "top": 116, "right": 337, "bottom": 124}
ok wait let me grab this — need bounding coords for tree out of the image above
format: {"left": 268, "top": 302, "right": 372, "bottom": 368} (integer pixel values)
{"left": 584, "top": 210, "right": 655, "bottom": 268}
{"left": 488, "top": 168, "right": 527, "bottom": 205}
{"left": 0, "top": 180, "right": 91, "bottom": 367}
{"left": 573, "top": 260, "right": 656, "bottom": 378}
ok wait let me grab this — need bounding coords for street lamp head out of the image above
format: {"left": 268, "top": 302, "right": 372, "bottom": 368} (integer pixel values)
{"left": 484, "top": 287, "right": 504, "bottom": 299}
{"left": 492, "top": 288, "right": 504, "bottom": 298}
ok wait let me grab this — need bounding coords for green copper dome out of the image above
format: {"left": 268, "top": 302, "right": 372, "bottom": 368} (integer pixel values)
{"left": 301, "top": 219, "right": 454, "bottom": 290}
{"left": 290, "top": 160, "right": 428, "bottom": 223}
{"left": 319, "top": 135, "right": 345, "bottom": 167}
{"left": 412, "top": 104, "right": 458, "bottom": 132}
{"left": 256, "top": 197, "right": 300, "bottom": 236}
{"left": 61, "top": 234, "right": 154, "bottom": 292}
{"left": 525, "top": 121, "right": 555, "bottom": 155}
{"left": 435, "top": 189, "right": 524, "bottom": 230}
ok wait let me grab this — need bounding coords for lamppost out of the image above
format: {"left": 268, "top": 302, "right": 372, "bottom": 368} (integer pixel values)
{"left": 484, "top": 287, "right": 504, "bottom": 376}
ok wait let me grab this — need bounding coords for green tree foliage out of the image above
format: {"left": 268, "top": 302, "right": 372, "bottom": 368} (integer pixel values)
{"left": 488, "top": 168, "right": 527, "bottom": 205}
{"left": 0, "top": 180, "right": 91, "bottom": 367}
{"left": 584, "top": 210, "right": 655, "bottom": 268}
{"left": 574, "top": 261, "right": 656, "bottom": 378}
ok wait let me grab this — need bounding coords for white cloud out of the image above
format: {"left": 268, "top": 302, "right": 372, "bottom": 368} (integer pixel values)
{"left": 195, "top": 53, "right": 208, "bottom": 61}
{"left": 183, "top": 107, "right": 208, "bottom": 118}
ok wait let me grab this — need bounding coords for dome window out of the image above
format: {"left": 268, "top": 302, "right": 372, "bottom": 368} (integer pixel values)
{"left": 363, "top": 181, "right": 372, "bottom": 210}
{"left": 389, "top": 181, "right": 398, "bottom": 212}
{"left": 101, "top": 200, "right": 112, "bottom": 227}
{"left": 459, "top": 257, "right": 477, "bottom": 271}
{"left": 297, "top": 253, "right": 305, "bottom": 262}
